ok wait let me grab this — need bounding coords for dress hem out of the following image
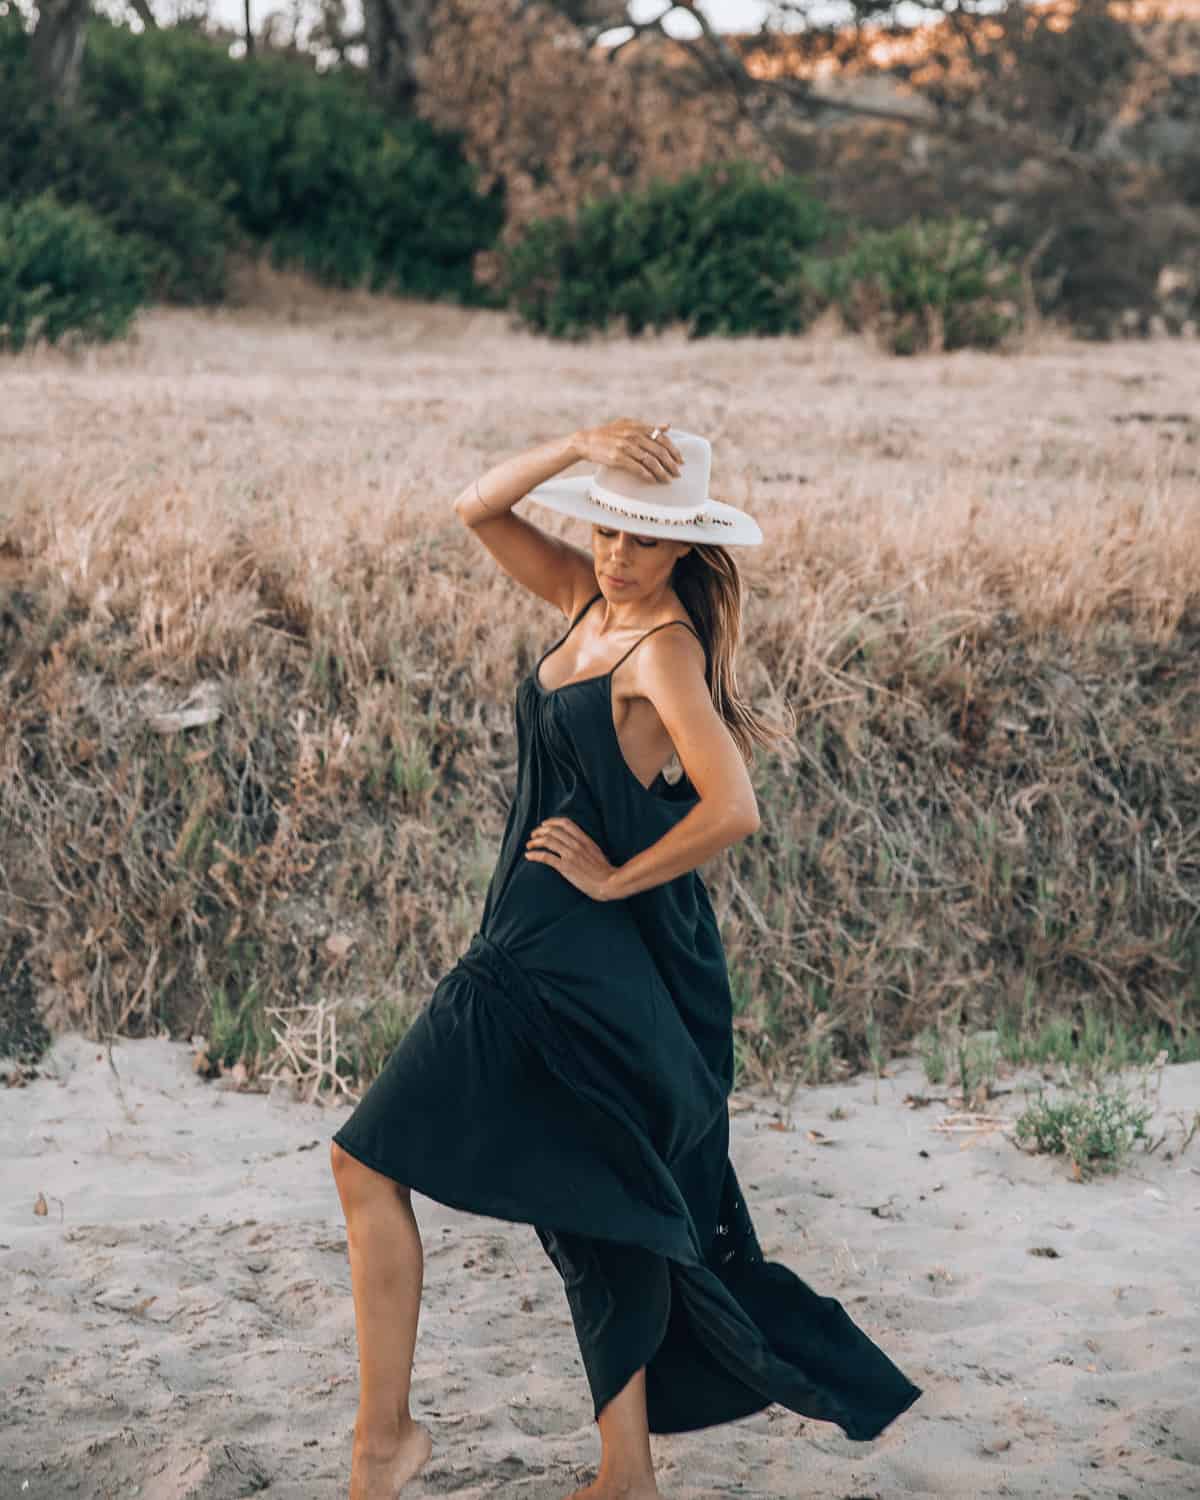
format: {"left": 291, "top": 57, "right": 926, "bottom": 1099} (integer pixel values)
{"left": 331, "top": 927, "right": 923, "bottom": 1444}
{"left": 329, "top": 1125, "right": 695, "bottom": 1268}
{"left": 329, "top": 1126, "right": 921, "bottom": 1441}
{"left": 590, "top": 1266, "right": 673, "bottom": 1427}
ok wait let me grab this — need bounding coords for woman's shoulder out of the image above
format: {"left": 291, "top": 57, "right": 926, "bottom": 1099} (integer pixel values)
{"left": 648, "top": 603, "right": 702, "bottom": 663}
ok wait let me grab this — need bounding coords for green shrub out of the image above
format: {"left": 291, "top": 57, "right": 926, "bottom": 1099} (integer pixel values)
{"left": 81, "top": 19, "right": 502, "bottom": 300}
{"left": 0, "top": 13, "right": 230, "bottom": 302}
{"left": 0, "top": 13, "right": 502, "bottom": 305}
{"left": 1013, "top": 1084, "right": 1151, "bottom": 1178}
{"left": 503, "top": 163, "right": 832, "bottom": 339}
{"left": 1, "top": 121, "right": 231, "bottom": 305}
{"left": 0, "top": 194, "right": 147, "bottom": 352}
{"left": 812, "top": 216, "right": 1020, "bottom": 354}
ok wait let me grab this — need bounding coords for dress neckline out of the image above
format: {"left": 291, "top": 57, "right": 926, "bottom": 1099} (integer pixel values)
{"left": 532, "top": 591, "right": 610, "bottom": 696}
{"left": 529, "top": 592, "right": 703, "bottom": 800}
{"left": 533, "top": 669, "right": 611, "bottom": 698}
{"left": 533, "top": 591, "right": 702, "bottom": 697}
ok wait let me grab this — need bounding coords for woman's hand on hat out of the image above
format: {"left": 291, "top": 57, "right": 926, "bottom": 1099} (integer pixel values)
{"left": 572, "top": 418, "right": 683, "bottom": 484}
{"left": 525, "top": 817, "right": 619, "bottom": 901}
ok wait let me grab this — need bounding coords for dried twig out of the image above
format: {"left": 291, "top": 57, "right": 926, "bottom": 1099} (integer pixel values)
{"left": 261, "top": 1001, "right": 358, "bottom": 1104}
{"left": 932, "top": 1112, "right": 1015, "bottom": 1134}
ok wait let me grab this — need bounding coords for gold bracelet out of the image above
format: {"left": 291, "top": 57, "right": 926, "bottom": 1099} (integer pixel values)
{"left": 475, "top": 477, "right": 494, "bottom": 514}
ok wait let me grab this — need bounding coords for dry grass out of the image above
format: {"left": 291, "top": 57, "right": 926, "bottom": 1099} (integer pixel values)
{"left": 1, "top": 283, "right": 1198, "bottom": 1085}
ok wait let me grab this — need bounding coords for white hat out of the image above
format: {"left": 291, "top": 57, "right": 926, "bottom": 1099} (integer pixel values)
{"left": 522, "top": 430, "right": 762, "bottom": 546}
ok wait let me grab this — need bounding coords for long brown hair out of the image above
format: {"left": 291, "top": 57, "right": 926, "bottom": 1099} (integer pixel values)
{"left": 671, "top": 544, "right": 796, "bottom": 766}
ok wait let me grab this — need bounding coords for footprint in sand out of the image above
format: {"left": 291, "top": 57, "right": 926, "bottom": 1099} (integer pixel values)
{"left": 422, "top": 1452, "right": 544, "bottom": 1493}
{"left": 507, "top": 1400, "right": 586, "bottom": 1439}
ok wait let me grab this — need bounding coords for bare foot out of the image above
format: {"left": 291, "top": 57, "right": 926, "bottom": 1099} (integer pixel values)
{"left": 563, "top": 1479, "right": 659, "bottom": 1500}
{"left": 349, "top": 1420, "right": 432, "bottom": 1500}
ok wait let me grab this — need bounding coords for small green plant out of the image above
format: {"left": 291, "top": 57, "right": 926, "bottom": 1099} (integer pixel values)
{"left": 391, "top": 735, "right": 435, "bottom": 809}
{"left": 998, "top": 1009, "right": 1187, "bottom": 1081}
{"left": 864, "top": 1012, "right": 888, "bottom": 1100}
{"left": 1014, "top": 1084, "right": 1151, "bottom": 1179}
{"left": 731, "top": 1029, "right": 749, "bottom": 1091}
{"left": 865, "top": 1014, "right": 886, "bottom": 1074}
{"left": 919, "top": 1028, "right": 948, "bottom": 1086}
{"left": 208, "top": 978, "right": 267, "bottom": 1069}
{"left": 958, "top": 1031, "right": 1001, "bottom": 1106}
{"left": 345, "top": 999, "right": 414, "bottom": 1083}
{"left": 802, "top": 1022, "right": 838, "bottom": 1086}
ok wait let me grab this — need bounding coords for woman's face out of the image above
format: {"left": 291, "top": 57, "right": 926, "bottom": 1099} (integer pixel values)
{"left": 591, "top": 525, "right": 691, "bottom": 602}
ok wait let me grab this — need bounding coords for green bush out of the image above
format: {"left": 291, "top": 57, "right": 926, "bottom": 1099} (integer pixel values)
{"left": 0, "top": 13, "right": 502, "bottom": 305}
{"left": 504, "top": 163, "right": 832, "bottom": 339}
{"left": 0, "top": 194, "right": 147, "bottom": 352}
{"left": 812, "top": 216, "right": 1021, "bottom": 354}
{"left": 81, "top": 19, "right": 502, "bottom": 300}
{"left": 0, "top": 14, "right": 230, "bottom": 302}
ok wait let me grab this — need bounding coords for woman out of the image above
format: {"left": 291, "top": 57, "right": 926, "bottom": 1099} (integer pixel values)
{"left": 329, "top": 417, "right": 921, "bottom": 1500}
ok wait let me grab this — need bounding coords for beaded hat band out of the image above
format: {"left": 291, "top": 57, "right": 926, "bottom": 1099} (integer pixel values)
{"left": 587, "top": 488, "right": 737, "bottom": 530}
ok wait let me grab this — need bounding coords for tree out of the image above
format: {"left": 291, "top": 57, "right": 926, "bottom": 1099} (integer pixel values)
{"left": 30, "top": 0, "right": 91, "bottom": 110}
{"left": 404, "top": 0, "right": 1193, "bottom": 330}
{"left": 363, "top": 0, "right": 1168, "bottom": 183}
{"left": 416, "top": 0, "right": 759, "bottom": 234}
{"left": 360, "top": 0, "right": 437, "bottom": 107}
{"left": 560, "top": 0, "right": 1154, "bottom": 181}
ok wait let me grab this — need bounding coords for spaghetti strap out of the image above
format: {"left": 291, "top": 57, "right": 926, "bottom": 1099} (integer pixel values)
{"left": 609, "top": 618, "right": 704, "bottom": 677}
{"left": 537, "top": 591, "right": 603, "bottom": 680}
{"left": 568, "top": 590, "right": 604, "bottom": 633}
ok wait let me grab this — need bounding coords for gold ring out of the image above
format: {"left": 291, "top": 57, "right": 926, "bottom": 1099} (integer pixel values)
{"left": 650, "top": 426, "right": 662, "bottom": 440}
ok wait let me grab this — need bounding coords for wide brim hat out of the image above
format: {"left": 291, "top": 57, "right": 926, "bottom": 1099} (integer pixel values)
{"left": 522, "top": 429, "right": 762, "bottom": 546}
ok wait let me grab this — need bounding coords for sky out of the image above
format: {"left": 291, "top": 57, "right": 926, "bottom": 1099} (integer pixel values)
{"left": 199, "top": 0, "right": 778, "bottom": 44}
{"left": 87, "top": 0, "right": 920, "bottom": 55}
{"left": 628, "top": 0, "right": 773, "bottom": 28}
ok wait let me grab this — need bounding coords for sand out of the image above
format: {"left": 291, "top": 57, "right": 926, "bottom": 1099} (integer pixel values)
{"left": 2, "top": 1034, "right": 1198, "bottom": 1499}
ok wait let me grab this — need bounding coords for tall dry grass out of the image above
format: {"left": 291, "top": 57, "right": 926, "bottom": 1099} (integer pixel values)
{"left": 1, "top": 283, "right": 1198, "bottom": 1083}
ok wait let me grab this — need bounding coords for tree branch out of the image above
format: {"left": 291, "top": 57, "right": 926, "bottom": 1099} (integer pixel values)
{"left": 603, "top": 14, "right": 669, "bottom": 60}
{"left": 546, "top": 0, "right": 1114, "bottom": 183}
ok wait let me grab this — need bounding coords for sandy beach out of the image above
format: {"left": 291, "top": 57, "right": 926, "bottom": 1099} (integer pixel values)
{"left": 2, "top": 1034, "right": 1198, "bottom": 1499}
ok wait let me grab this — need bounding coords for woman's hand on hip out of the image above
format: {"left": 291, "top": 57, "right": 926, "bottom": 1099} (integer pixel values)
{"left": 525, "top": 817, "right": 619, "bottom": 901}
{"left": 572, "top": 418, "right": 683, "bottom": 484}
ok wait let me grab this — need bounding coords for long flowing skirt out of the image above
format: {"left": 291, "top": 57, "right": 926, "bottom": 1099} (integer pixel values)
{"left": 332, "top": 931, "right": 922, "bottom": 1437}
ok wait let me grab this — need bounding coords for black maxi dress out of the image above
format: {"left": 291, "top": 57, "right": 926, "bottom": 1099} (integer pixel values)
{"left": 331, "top": 591, "right": 922, "bottom": 1440}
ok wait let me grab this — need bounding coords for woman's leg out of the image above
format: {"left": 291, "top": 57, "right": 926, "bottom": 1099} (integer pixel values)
{"left": 567, "top": 1367, "right": 659, "bottom": 1500}
{"left": 330, "top": 1142, "right": 433, "bottom": 1499}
